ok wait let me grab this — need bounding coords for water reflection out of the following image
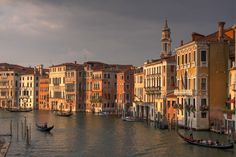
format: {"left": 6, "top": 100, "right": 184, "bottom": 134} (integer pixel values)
{"left": 0, "top": 110, "right": 235, "bottom": 157}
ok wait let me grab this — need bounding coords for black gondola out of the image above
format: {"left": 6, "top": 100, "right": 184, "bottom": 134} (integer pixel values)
{"left": 36, "top": 123, "right": 54, "bottom": 132}
{"left": 177, "top": 131, "right": 234, "bottom": 149}
{"left": 7, "top": 108, "right": 32, "bottom": 112}
{"left": 56, "top": 111, "right": 73, "bottom": 117}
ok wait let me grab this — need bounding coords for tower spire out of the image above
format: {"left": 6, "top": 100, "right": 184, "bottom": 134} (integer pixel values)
{"left": 160, "top": 18, "right": 172, "bottom": 58}
{"left": 164, "top": 18, "right": 168, "bottom": 29}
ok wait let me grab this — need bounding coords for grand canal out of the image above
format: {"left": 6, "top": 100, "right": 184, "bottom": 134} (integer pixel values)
{"left": 0, "top": 110, "right": 235, "bottom": 157}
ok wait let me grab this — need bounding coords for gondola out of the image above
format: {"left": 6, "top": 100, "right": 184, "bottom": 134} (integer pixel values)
{"left": 6, "top": 107, "right": 32, "bottom": 112}
{"left": 36, "top": 123, "right": 54, "bottom": 132}
{"left": 177, "top": 131, "right": 234, "bottom": 149}
{"left": 56, "top": 111, "right": 73, "bottom": 117}
{"left": 122, "top": 116, "right": 136, "bottom": 122}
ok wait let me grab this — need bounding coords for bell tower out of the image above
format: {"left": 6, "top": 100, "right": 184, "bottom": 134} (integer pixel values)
{"left": 160, "top": 19, "right": 172, "bottom": 58}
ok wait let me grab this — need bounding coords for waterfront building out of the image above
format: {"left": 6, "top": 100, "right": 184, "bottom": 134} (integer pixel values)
{"left": 116, "top": 67, "right": 134, "bottom": 115}
{"left": 38, "top": 76, "right": 49, "bottom": 110}
{"left": 174, "top": 22, "right": 235, "bottom": 130}
{"left": 0, "top": 70, "right": 20, "bottom": 109}
{"left": 133, "top": 67, "right": 145, "bottom": 118}
{"left": 91, "top": 69, "right": 117, "bottom": 113}
{"left": 65, "top": 64, "right": 85, "bottom": 112}
{"left": 83, "top": 61, "right": 107, "bottom": 112}
{"left": 224, "top": 24, "right": 236, "bottom": 133}
{"left": 49, "top": 62, "right": 79, "bottom": 111}
{"left": 19, "top": 67, "right": 41, "bottom": 109}
{"left": 166, "top": 92, "right": 177, "bottom": 127}
{"left": 143, "top": 20, "right": 176, "bottom": 122}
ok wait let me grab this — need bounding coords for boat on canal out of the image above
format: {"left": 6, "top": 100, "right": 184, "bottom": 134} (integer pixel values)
{"left": 122, "top": 116, "right": 138, "bottom": 122}
{"left": 6, "top": 107, "right": 32, "bottom": 112}
{"left": 177, "top": 131, "right": 234, "bottom": 149}
{"left": 36, "top": 123, "right": 54, "bottom": 132}
{"left": 56, "top": 111, "right": 73, "bottom": 117}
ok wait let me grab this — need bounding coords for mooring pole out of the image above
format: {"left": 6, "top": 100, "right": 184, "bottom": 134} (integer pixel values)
{"left": 17, "top": 121, "right": 19, "bottom": 141}
{"left": 10, "top": 120, "right": 13, "bottom": 137}
{"left": 21, "top": 120, "right": 24, "bottom": 140}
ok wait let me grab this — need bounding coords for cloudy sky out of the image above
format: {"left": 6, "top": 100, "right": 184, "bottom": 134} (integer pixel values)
{"left": 0, "top": 0, "right": 235, "bottom": 67}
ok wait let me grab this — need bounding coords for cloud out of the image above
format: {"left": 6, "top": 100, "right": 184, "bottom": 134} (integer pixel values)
{"left": 67, "top": 48, "right": 94, "bottom": 57}
{"left": 0, "top": 1, "right": 63, "bottom": 35}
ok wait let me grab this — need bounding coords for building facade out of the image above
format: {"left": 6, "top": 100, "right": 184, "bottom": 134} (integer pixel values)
{"left": 0, "top": 71, "right": 20, "bottom": 109}
{"left": 224, "top": 24, "right": 236, "bottom": 133}
{"left": 38, "top": 76, "right": 49, "bottom": 110}
{"left": 175, "top": 22, "right": 234, "bottom": 130}
{"left": 117, "top": 67, "right": 134, "bottom": 114}
{"left": 143, "top": 20, "right": 176, "bottom": 122}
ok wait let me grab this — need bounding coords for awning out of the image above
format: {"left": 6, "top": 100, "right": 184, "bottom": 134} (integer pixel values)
{"left": 226, "top": 99, "right": 235, "bottom": 104}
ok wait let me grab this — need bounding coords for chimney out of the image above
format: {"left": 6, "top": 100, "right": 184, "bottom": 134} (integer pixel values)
{"left": 180, "top": 40, "right": 184, "bottom": 46}
{"left": 74, "top": 61, "right": 77, "bottom": 64}
{"left": 218, "top": 21, "right": 225, "bottom": 41}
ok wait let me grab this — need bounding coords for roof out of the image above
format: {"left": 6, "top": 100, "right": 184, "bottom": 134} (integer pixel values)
{"left": 178, "top": 26, "right": 234, "bottom": 48}
{"left": 49, "top": 62, "right": 82, "bottom": 68}
{"left": 144, "top": 55, "right": 175, "bottom": 66}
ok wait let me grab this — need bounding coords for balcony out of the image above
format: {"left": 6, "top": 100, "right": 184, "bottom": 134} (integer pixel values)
{"left": 174, "top": 89, "right": 196, "bottom": 96}
{"left": 231, "top": 84, "right": 236, "bottom": 91}
{"left": 144, "top": 86, "right": 161, "bottom": 94}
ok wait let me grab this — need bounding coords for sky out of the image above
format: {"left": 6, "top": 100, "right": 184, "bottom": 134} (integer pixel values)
{"left": 0, "top": 0, "right": 235, "bottom": 67}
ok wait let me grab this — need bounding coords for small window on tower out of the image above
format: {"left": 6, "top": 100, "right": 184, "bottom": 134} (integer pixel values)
{"left": 164, "top": 43, "right": 167, "bottom": 51}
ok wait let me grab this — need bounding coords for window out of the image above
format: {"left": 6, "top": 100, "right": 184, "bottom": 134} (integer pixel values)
{"left": 185, "top": 54, "right": 187, "bottom": 63}
{"left": 171, "top": 76, "right": 175, "bottom": 86}
{"left": 193, "top": 51, "right": 196, "bottom": 62}
{"left": 126, "top": 94, "right": 130, "bottom": 101}
{"left": 201, "top": 78, "right": 207, "bottom": 90}
{"left": 201, "top": 51, "right": 206, "bottom": 62}
{"left": 182, "top": 55, "right": 184, "bottom": 64}
{"left": 164, "top": 43, "right": 167, "bottom": 51}
{"left": 171, "top": 65, "right": 174, "bottom": 72}
{"left": 167, "top": 101, "right": 170, "bottom": 108}
{"left": 177, "top": 56, "right": 180, "bottom": 65}
{"left": 201, "top": 112, "right": 207, "bottom": 118}
{"left": 201, "top": 98, "right": 207, "bottom": 106}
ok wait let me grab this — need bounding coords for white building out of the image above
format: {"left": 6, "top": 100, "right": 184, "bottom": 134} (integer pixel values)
{"left": 19, "top": 71, "right": 39, "bottom": 109}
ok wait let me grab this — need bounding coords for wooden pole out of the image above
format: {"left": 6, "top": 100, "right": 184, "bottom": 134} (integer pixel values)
{"left": 17, "top": 121, "right": 19, "bottom": 141}
{"left": 21, "top": 120, "right": 24, "bottom": 140}
{"left": 24, "top": 117, "right": 27, "bottom": 139}
{"left": 10, "top": 120, "right": 12, "bottom": 137}
{"left": 26, "top": 126, "right": 29, "bottom": 145}
{"left": 29, "top": 125, "right": 31, "bottom": 143}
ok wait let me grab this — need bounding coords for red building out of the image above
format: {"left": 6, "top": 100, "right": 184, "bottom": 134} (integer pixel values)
{"left": 38, "top": 76, "right": 49, "bottom": 110}
{"left": 116, "top": 67, "right": 135, "bottom": 114}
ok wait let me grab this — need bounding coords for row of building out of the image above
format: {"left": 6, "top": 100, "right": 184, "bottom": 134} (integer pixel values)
{"left": 0, "top": 20, "right": 235, "bottom": 132}
{"left": 132, "top": 21, "right": 236, "bottom": 133}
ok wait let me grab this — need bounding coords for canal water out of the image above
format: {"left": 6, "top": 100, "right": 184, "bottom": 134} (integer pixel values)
{"left": 0, "top": 110, "right": 235, "bottom": 157}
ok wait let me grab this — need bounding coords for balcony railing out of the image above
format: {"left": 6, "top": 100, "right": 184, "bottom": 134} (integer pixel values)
{"left": 174, "top": 89, "right": 196, "bottom": 96}
{"left": 145, "top": 87, "right": 161, "bottom": 94}
{"left": 231, "top": 84, "right": 236, "bottom": 91}
{"left": 200, "top": 105, "right": 209, "bottom": 111}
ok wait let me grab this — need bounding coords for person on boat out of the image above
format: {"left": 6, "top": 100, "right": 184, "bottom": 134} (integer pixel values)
{"left": 215, "top": 139, "right": 220, "bottom": 145}
{"left": 189, "top": 133, "right": 193, "bottom": 140}
{"left": 44, "top": 122, "right": 48, "bottom": 128}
